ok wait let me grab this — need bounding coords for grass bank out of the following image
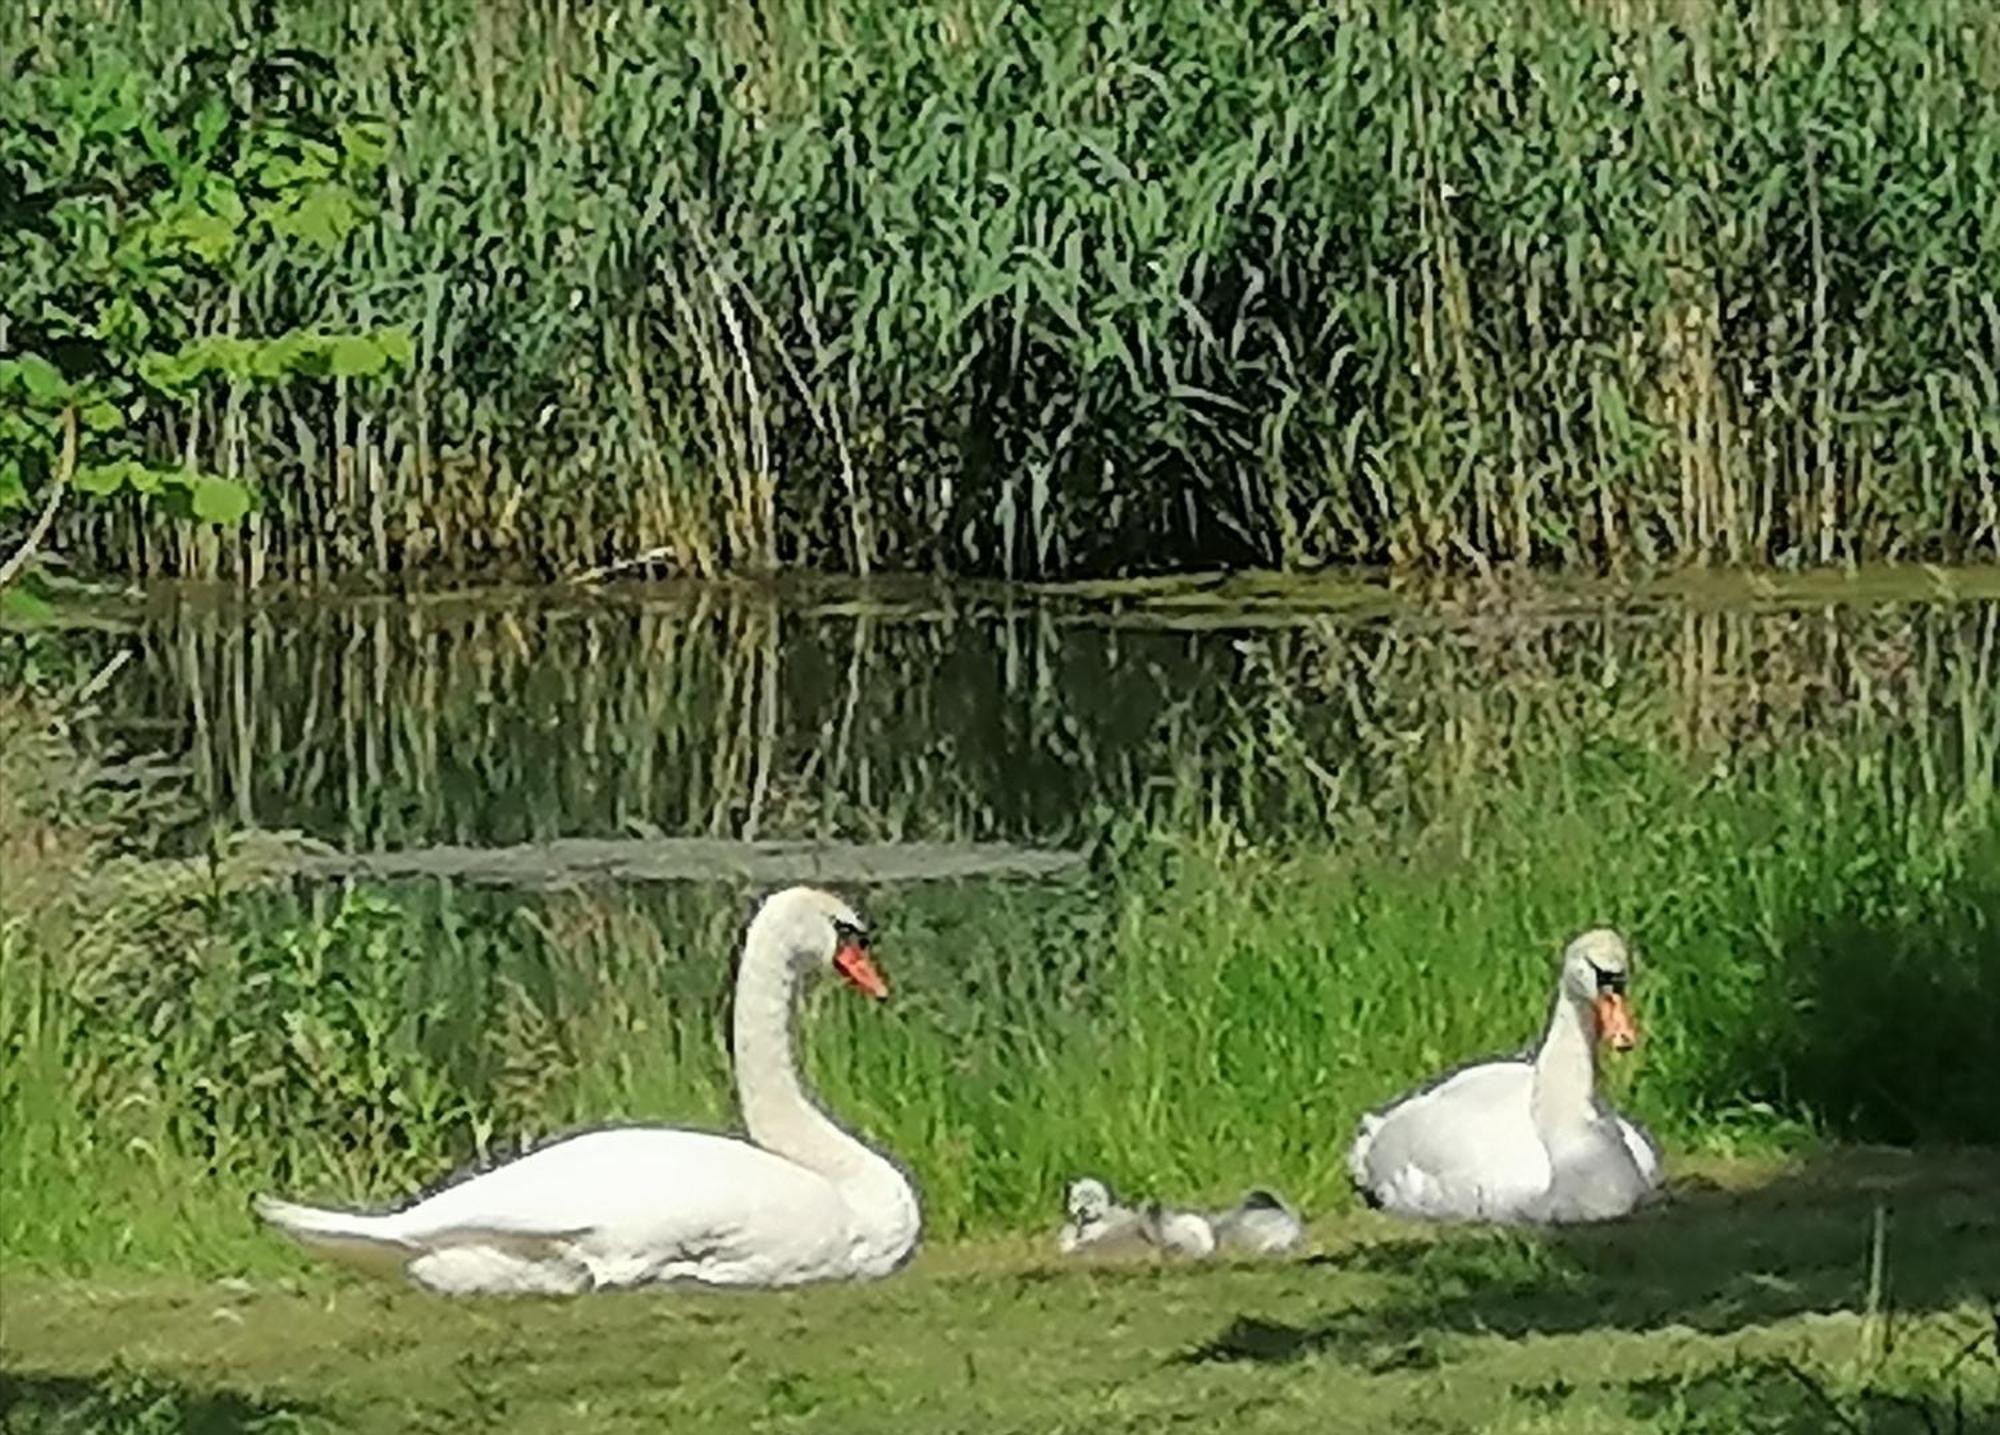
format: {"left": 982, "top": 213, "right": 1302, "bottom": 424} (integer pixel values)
{"left": 3, "top": 1151, "right": 1996, "bottom": 1433}
{"left": 5, "top": 0, "right": 1998, "bottom": 581}
{"left": 3, "top": 646, "right": 1996, "bottom": 1274}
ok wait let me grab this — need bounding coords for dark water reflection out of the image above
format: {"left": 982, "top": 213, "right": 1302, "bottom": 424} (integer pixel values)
{"left": 68, "top": 581, "right": 2000, "bottom": 851}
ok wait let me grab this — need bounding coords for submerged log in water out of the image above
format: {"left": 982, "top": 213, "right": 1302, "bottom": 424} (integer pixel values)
{"left": 283, "top": 835, "right": 1086, "bottom": 888}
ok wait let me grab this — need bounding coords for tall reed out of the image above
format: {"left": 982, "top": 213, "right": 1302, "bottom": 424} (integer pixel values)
{"left": 5, "top": 0, "right": 1997, "bottom": 581}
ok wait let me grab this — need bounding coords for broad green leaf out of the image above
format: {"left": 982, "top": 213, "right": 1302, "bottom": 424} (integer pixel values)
{"left": 199, "top": 175, "right": 249, "bottom": 228}
{"left": 327, "top": 334, "right": 386, "bottom": 379}
{"left": 373, "top": 327, "right": 416, "bottom": 370}
{"left": 73, "top": 461, "right": 132, "bottom": 496}
{"left": 137, "top": 349, "right": 202, "bottom": 395}
{"left": 257, "top": 156, "right": 313, "bottom": 190}
{"left": 1, "top": 583, "right": 55, "bottom": 622}
{"left": 193, "top": 94, "right": 230, "bottom": 156}
{"left": 81, "top": 400, "right": 124, "bottom": 432}
{"left": 190, "top": 474, "right": 252, "bottom": 523}
{"left": 16, "top": 353, "right": 68, "bottom": 403}
{"left": 0, "top": 461, "right": 26, "bottom": 511}
{"left": 128, "top": 465, "right": 171, "bottom": 496}
{"left": 175, "top": 206, "right": 240, "bottom": 264}
{"left": 250, "top": 331, "right": 320, "bottom": 380}
{"left": 340, "top": 120, "right": 391, "bottom": 173}
{"left": 272, "top": 183, "right": 363, "bottom": 250}
{"left": 91, "top": 72, "right": 144, "bottom": 136}
{"left": 163, "top": 335, "right": 256, "bottom": 382}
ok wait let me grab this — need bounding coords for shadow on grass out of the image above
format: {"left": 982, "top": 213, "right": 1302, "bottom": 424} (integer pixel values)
{"left": 0, "top": 1369, "right": 319, "bottom": 1435}
{"left": 1531, "top": 1354, "right": 2000, "bottom": 1435}
{"left": 1722, "top": 853, "right": 2000, "bottom": 1148}
{"left": 1180, "top": 1150, "right": 2000, "bottom": 1368}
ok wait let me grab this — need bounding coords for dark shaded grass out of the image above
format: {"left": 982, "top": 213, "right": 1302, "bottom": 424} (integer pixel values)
{"left": 1186, "top": 1149, "right": 2000, "bottom": 1363}
{"left": 0, "top": 1370, "right": 319, "bottom": 1435}
{"left": 1732, "top": 881, "right": 2000, "bottom": 1146}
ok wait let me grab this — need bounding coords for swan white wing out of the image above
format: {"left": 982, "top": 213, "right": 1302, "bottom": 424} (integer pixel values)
{"left": 1615, "top": 1115, "right": 1664, "bottom": 1190}
{"left": 388, "top": 1128, "right": 854, "bottom": 1288}
{"left": 1351, "top": 1061, "right": 1551, "bottom": 1222}
{"left": 1529, "top": 1113, "right": 1658, "bottom": 1224}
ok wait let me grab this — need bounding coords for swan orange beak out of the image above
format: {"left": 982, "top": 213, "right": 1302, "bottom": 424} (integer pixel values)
{"left": 1595, "top": 992, "right": 1638, "bottom": 1051}
{"left": 834, "top": 940, "right": 889, "bottom": 1000}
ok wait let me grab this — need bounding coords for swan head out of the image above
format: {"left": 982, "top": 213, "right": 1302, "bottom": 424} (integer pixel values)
{"left": 1561, "top": 928, "right": 1638, "bottom": 1051}
{"left": 754, "top": 886, "right": 888, "bottom": 999}
{"left": 1066, "top": 1177, "right": 1113, "bottom": 1223}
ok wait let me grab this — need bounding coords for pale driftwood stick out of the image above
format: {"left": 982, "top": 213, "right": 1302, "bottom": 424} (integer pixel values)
{"left": 568, "top": 546, "right": 677, "bottom": 584}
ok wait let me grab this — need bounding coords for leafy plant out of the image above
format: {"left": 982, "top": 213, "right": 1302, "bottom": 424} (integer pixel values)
{"left": 0, "top": 41, "right": 411, "bottom": 596}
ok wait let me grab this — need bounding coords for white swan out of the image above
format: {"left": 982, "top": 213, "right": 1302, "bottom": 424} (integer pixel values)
{"left": 257, "top": 886, "right": 921, "bottom": 1294}
{"left": 1347, "top": 928, "right": 1662, "bottom": 1225}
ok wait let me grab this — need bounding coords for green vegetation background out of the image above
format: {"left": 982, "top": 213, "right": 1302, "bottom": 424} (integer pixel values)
{"left": 4, "top": 0, "right": 1998, "bottom": 582}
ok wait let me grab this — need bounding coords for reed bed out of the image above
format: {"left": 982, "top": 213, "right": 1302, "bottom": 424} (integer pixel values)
{"left": 6, "top": 0, "right": 1999, "bottom": 581}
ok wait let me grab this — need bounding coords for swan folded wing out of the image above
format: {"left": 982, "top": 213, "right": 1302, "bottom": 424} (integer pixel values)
{"left": 387, "top": 1129, "right": 853, "bottom": 1285}
{"left": 1353, "top": 1062, "right": 1551, "bottom": 1220}
{"left": 1616, "top": 1116, "right": 1664, "bottom": 1191}
{"left": 1530, "top": 1116, "right": 1656, "bottom": 1223}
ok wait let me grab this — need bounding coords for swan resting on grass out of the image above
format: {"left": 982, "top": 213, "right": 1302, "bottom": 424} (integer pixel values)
{"left": 257, "top": 886, "right": 921, "bottom": 1294}
{"left": 1346, "top": 928, "right": 1662, "bottom": 1225}
{"left": 1059, "top": 1179, "right": 1304, "bottom": 1258}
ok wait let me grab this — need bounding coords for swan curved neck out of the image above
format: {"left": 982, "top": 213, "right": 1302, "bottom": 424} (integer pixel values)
{"left": 730, "top": 928, "right": 879, "bottom": 1184}
{"left": 1530, "top": 988, "right": 1600, "bottom": 1135}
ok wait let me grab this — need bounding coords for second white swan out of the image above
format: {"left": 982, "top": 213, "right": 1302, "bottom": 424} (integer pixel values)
{"left": 257, "top": 886, "right": 921, "bottom": 1294}
{"left": 1346, "top": 928, "right": 1661, "bottom": 1225}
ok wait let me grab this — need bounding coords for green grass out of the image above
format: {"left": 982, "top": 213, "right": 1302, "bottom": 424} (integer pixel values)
{"left": 4, "top": 1152, "right": 1996, "bottom": 1434}
{"left": 4, "top": 0, "right": 1998, "bottom": 581}
{"left": 5, "top": 693, "right": 1996, "bottom": 1273}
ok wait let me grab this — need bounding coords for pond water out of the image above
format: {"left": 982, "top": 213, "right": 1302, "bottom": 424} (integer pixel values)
{"left": 67, "top": 573, "right": 2000, "bottom": 857}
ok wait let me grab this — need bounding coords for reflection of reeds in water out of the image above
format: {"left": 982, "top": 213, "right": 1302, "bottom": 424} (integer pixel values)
{"left": 96, "top": 594, "right": 2000, "bottom": 852}
{"left": 1146, "top": 599, "right": 2000, "bottom": 844}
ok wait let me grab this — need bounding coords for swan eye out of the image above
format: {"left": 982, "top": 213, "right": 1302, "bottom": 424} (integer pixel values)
{"left": 832, "top": 919, "right": 868, "bottom": 948}
{"left": 1590, "top": 963, "right": 1627, "bottom": 994}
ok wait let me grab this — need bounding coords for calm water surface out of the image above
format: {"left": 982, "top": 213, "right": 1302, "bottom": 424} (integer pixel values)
{"left": 72, "top": 577, "right": 2000, "bottom": 855}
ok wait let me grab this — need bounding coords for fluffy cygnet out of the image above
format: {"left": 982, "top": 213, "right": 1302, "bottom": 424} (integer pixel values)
{"left": 1056, "top": 1177, "right": 1148, "bottom": 1255}
{"left": 1139, "top": 1202, "right": 1218, "bottom": 1258}
{"left": 1210, "top": 1188, "right": 1305, "bottom": 1255}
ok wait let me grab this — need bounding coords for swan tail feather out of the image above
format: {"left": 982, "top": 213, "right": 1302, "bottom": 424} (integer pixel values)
{"left": 255, "top": 1195, "right": 417, "bottom": 1275}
